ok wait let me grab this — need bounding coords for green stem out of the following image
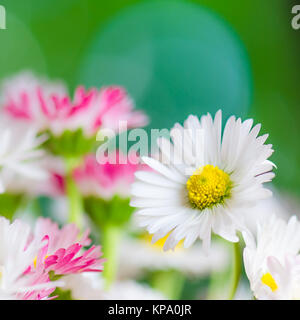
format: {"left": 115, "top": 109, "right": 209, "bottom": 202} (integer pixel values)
{"left": 65, "top": 157, "right": 83, "bottom": 229}
{"left": 228, "top": 241, "right": 241, "bottom": 300}
{"left": 151, "top": 270, "right": 185, "bottom": 300}
{"left": 207, "top": 267, "right": 231, "bottom": 300}
{"left": 102, "top": 224, "right": 122, "bottom": 290}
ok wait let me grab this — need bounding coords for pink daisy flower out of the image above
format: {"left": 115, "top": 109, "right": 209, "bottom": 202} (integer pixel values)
{"left": 0, "top": 217, "right": 59, "bottom": 300}
{"left": 73, "top": 151, "right": 145, "bottom": 200}
{"left": 0, "top": 72, "right": 148, "bottom": 137}
{"left": 33, "top": 218, "right": 105, "bottom": 275}
{"left": 19, "top": 269, "right": 57, "bottom": 300}
{"left": 0, "top": 216, "right": 104, "bottom": 299}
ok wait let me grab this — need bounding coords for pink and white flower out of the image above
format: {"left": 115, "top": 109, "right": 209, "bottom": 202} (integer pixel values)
{"left": 74, "top": 151, "right": 145, "bottom": 200}
{"left": 33, "top": 217, "right": 105, "bottom": 275}
{"left": 0, "top": 217, "right": 57, "bottom": 300}
{"left": 0, "top": 216, "right": 104, "bottom": 299}
{"left": 1, "top": 154, "right": 65, "bottom": 197}
{"left": 243, "top": 215, "right": 300, "bottom": 299}
{"left": 118, "top": 235, "right": 230, "bottom": 279}
{"left": 0, "top": 120, "right": 49, "bottom": 193}
{"left": 0, "top": 72, "right": 148, "bottom": 137}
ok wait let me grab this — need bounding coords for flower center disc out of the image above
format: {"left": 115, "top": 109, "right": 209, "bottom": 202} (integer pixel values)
{"left": 261, "top": 272, "right": 278, "bottom": 292}
{"left": 186, "top": 164, "right": 232, "bottom": 210}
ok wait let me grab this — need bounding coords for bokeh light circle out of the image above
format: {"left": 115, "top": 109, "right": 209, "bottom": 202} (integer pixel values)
{"left": 79, "top": 0, "right": 252, "bottom": 130}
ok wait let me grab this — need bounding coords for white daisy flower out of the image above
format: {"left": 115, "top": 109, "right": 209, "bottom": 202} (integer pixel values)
{"left": 130, "top": 110, "right": 275, "bottom": 251}
{"left": 0, "top": 120, "right": 48, "bottom": 193}
{"left": 62, "top": 273, "right": 167, "bottom": 300}
{"left": 244, "top": 190, "right": 292, "bottom": 235}
{"left": 243, "top": 215, "right": 300, "bottom": 299}
{"left": 118, "top": 235, "right": 230, "bottom": 279}
{"left": 1, "top": 153, "right": 65, "bottom": 197}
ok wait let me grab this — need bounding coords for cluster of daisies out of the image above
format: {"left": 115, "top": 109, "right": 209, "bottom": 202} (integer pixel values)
{"left": 0, "top": 71, "right": 151, "bottom": 299}
{"left": 130, "top": 110, "right": 300, "bottom": 300}
{"left": 0, "top": 71, "right": 298, "bottom": 300}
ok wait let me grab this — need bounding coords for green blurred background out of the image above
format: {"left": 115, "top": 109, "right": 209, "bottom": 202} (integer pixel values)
{"left": 1, "top": 0, "right": 300, "bottom": 196}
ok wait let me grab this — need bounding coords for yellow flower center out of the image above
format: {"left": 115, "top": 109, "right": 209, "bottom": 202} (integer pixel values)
{"left": 186, "top": 165, "right": 232, "bottom": 210}
{"left": 33, "top": 255, "right": 48, "bottom": 268}
{"left": 143, "top": 233, "right": 184, "bottom": 251}
{"left": 261, "top": 272, "right": 278, "bottom": 292}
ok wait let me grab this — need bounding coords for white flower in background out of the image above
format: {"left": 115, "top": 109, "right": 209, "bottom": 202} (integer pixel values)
{"left": 118, "top": 235, "right": 230, "bottom": 279}
{"left": 131, "top": 110, "right": 275, "bottom": 251}
{"left": 0, "top": 217, "right": 56, "bottom": 299}
{"left": 62, "top": 273, "right": 167, "bottom": 300}
{"left": 1, "top": 154, "right": 65, "bottom": 197}
{"left": 0, "top": 121, "right": 48, "bottom": 193}
{"left": 244, "top": 191, "right": 292, "bottom": 235}
{"left": 243, "top": 215, "right": 300, "bottom": 299}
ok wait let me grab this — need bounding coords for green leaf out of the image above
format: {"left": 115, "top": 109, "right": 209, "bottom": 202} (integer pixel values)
{"left": 43, "top": 129, "right": 96, "bottom": 158}
{"left": 84, "top": 195, "right": 135, "bottom": 227}
{"left": 0, "top": 193, "right": 24, "bottom": 220}
{"left": 52, "top": 288, "right": 73, "bottom": 300}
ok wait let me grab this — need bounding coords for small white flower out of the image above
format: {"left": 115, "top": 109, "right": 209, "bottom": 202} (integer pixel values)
{"left": 243, "top": 215, "right": 300, "bottom": 300}
{"left": 118, "top": 235, "right": 230, "bottom": 279}
{"left": 130, "top": 110, "right": 275, "bottom": 251}
{"left": 1, "top": 154, "right": 64, "bottom": 197}
{"left": 243, "top": 190, "right": 292, "bottom": 235}
{"left": 0, "top": 120, "right": 48, "bottom": 193}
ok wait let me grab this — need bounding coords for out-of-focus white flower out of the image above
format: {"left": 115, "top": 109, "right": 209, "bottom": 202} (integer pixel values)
{"left": 0, "top": 121, "right": 48, "bottom": 193}
{"left": 0, "top": 217, "right": 56, "bottom": 300}
{"left": 118, "top": 234, "right": 230, "bottom": 279}
{"left": 131, "top": 110, "right": 275, "bottom": 251}
{"left": 0, "top": 216, "right": 105, "bottom": 299}
{"left": 1, "top": 154, "right": 65, "bottom": 196}
{"left": 62, "top": 273, "right": 167, "bottom": 300}
{"left": 244, "top": 191, "right": 291, "bottom": 235}
{"left": 243, "top": 215, "right": 300, "bottom": 299}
